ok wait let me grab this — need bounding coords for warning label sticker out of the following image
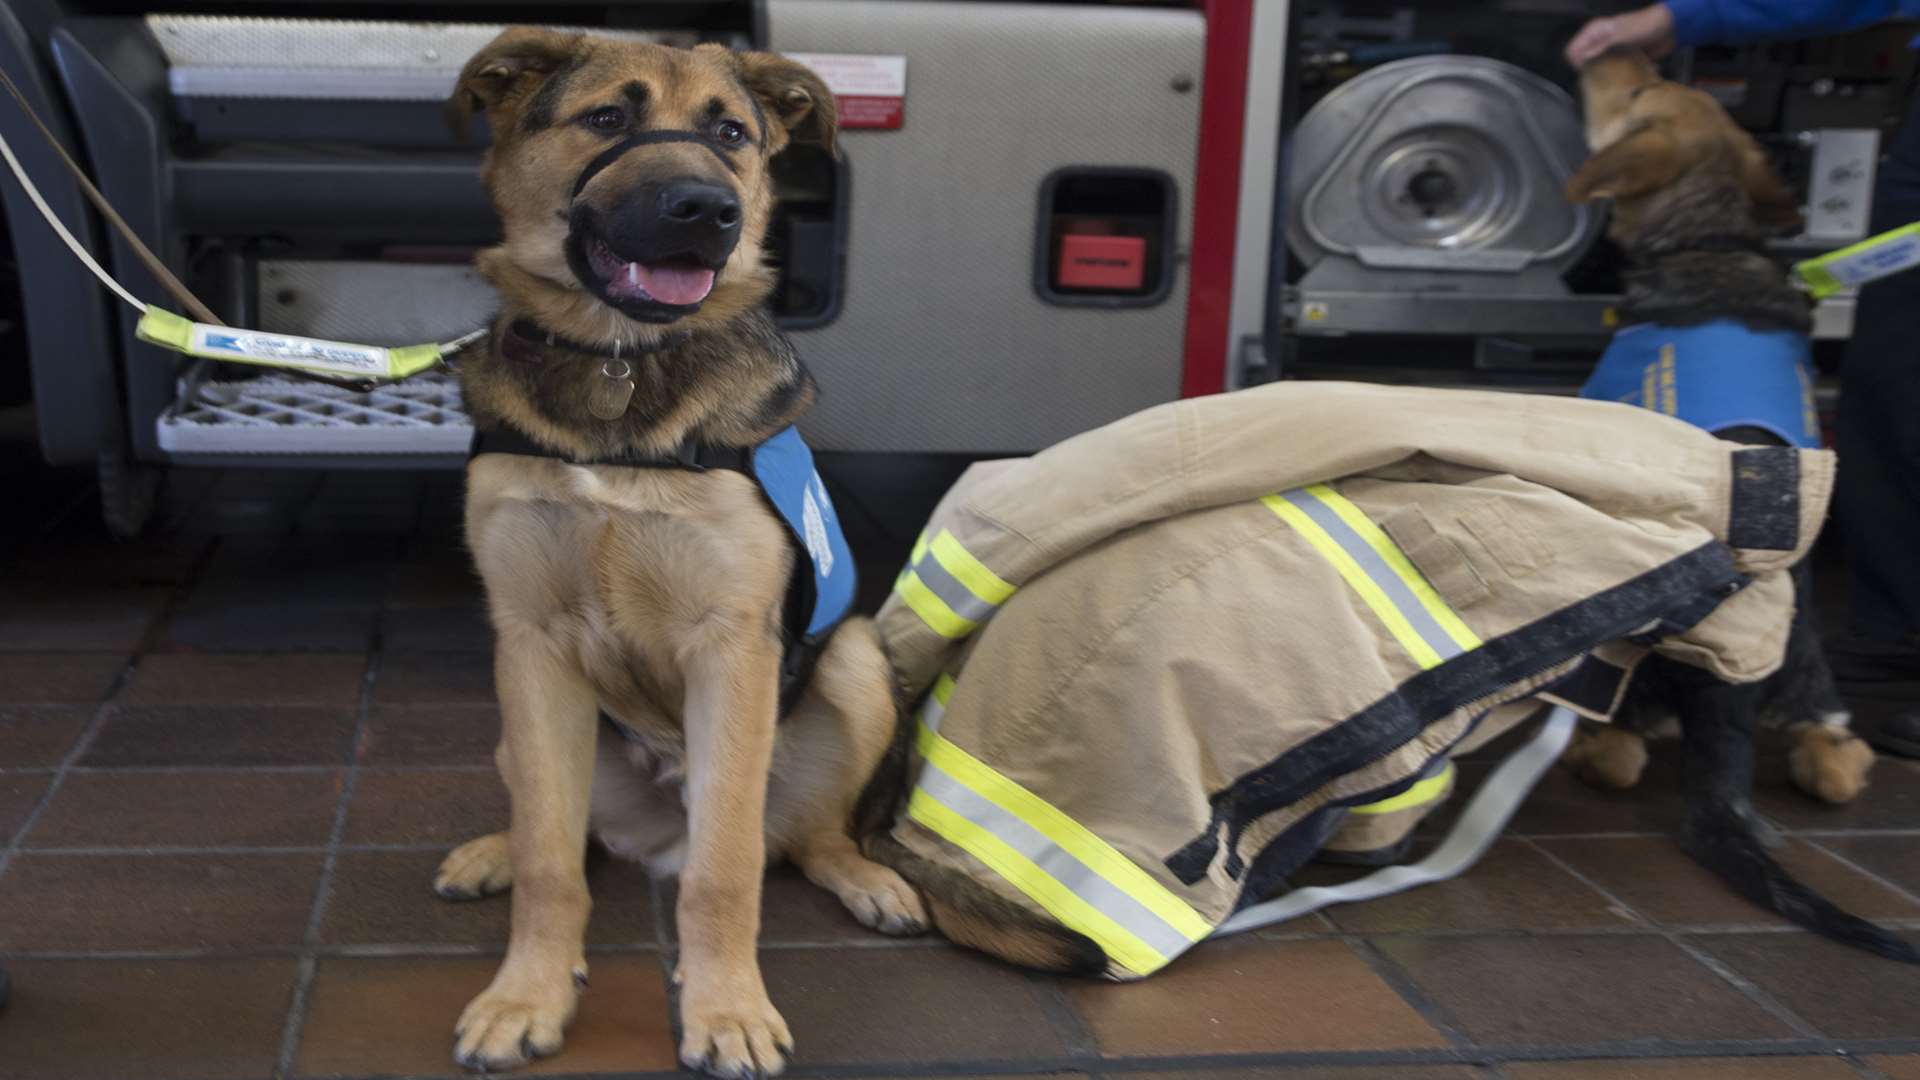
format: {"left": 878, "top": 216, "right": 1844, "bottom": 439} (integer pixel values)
{"left": 782, "top": 52, "right": 907, "bottom": 130}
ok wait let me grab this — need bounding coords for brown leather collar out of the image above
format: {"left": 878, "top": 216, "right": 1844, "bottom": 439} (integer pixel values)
{"left": 498, "top": 318, "right": 692, "bottom": 365}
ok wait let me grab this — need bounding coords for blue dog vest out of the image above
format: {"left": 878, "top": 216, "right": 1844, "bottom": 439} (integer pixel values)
{"left": 1580, "top": 319, "right": 1821, "bottom": 448}
{"left": 751, "top": 425, "right": 857, "bottom": 641}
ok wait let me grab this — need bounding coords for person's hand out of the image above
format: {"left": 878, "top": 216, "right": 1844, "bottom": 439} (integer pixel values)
{"left": 1565, "top": 5, "right": 1677, "bottom": 67}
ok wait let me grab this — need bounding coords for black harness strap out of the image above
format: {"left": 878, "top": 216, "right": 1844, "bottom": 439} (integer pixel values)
{"left": 573, "top": 129, "right": 738, "bottom": 200}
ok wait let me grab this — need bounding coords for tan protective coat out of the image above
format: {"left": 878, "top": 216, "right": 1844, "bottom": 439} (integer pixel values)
{"left": 875, "top": 382, "right": 1832, "bottom": 978}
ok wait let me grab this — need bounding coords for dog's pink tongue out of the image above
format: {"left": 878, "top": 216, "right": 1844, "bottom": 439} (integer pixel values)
{"left": 634, "top": 263, "right": 715, "bottom": 305}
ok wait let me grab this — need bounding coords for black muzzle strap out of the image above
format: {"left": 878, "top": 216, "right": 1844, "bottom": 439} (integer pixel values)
{"left": 572, "top": 129, "right": 738, "bottom": 199}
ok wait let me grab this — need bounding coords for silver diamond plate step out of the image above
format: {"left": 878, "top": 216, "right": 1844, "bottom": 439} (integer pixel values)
{"left": 149, "top": 14, "right": 698, "bottom": 101}
{"left": 157, "top": 373, "right": 474, "bottom": 456}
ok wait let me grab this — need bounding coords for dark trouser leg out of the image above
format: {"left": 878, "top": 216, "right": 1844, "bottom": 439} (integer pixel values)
{"left": 1832, "top": 89, "right": 1920, "bottom": 755}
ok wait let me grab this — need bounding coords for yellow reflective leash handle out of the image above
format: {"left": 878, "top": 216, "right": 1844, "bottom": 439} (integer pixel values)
{"left": 1794, "top": 222, "right": 1920, "bottom": 300}
{"left": 136, "top": 309, "right": 477, "bottom": 384}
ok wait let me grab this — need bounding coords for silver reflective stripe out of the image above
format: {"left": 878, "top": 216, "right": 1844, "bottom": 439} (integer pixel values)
{"left": 920, "top": 689, "right": 948, "bottom": 734}
{"left": 1277, "top": 488, "right": 1470, "bottom": 664}
{"left": 911, "top": 549, "right": 998, "bottom": 625}
{"left": 916, "top": 760, "right": 1194, "bottom": 961}
{"left": 1212, "top": 706, "right": 1577, "bottom": 935}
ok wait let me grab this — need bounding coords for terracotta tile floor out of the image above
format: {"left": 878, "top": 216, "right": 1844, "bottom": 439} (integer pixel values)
{"left": 2, "top": 461, "right": 1919, "bottom": 1080}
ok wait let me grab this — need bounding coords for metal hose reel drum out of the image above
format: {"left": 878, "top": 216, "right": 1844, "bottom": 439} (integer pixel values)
{"left": 1286, "top": 56, "right": 1608, "bottom": 336}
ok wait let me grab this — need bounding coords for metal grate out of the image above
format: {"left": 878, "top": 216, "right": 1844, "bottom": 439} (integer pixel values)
{"left": 157, "top": 373, "right": 474, "bottom": 456}
{"left": 149, "top": 15, "right": 698, "bottom": 100}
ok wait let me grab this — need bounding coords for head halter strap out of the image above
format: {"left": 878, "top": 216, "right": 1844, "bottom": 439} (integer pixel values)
{"left": 572, "top": 129, "right": 739, "bottom": 199}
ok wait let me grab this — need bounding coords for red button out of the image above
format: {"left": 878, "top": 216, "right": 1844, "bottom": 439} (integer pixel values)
{"left": 1057, "top": 234, "right": 1147, "bottom": 291}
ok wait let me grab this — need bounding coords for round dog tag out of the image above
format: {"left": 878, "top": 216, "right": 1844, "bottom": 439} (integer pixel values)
{"left": 589, "top": 358, "right": 635, "bottom": 420}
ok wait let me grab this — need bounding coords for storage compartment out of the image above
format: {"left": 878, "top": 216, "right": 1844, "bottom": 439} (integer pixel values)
{"left": 1034, "top": 167, "right": 1176, "bottom": 307}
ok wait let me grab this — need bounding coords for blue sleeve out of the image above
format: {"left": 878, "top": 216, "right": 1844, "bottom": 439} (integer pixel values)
{"left": 1664, "top": 0, "right": 1914, "bottom": 46}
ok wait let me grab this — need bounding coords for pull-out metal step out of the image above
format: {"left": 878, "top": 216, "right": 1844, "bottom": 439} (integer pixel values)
{"left": 158, "top": 373, "right": 473, "bottom": 462}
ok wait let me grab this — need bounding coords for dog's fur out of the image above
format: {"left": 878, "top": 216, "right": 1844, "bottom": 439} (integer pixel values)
{"left": 1560, "top": 48, "right": 1877, "bottom": 807}
{"left": 436, "top": 29, "right": 923, "bottom": 1078}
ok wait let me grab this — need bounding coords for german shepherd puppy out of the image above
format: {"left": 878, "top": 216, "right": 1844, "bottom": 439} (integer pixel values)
{"left": 1559, "top": 47, "right": 1878, "bottom": 806}
{"left": 435, "top": 29, "right": 923, "bottom": 1077}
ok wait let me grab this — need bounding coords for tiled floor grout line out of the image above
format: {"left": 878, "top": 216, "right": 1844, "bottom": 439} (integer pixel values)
{"left": 45, "top": 763, "right": 497, "bottom": 775}
{"left": 18, "top": 842, "right": 490, "bottom": 856}
{"left": 273, "top": 601, "right": 390, "bottom": 1080}
{"left": 1801, "top": 836, "right": 1920, "bottom": 909}
{"left": 0, "top": 535, "right": 218, "bottom": 883}
{"left": 88, "top": 1036, "right": 1918, "bottom": 1080}
{"left": 1343, "top": 934, "right": 1482, "bottom": 1052}
{"left": 1022, "top": 967, "right": 1101, "bottom": 1062}
{"left": 1517, "top": 835, "right": 1832, "bottom": 1041}
{"left": 1792, "top": 828, "right": 1920, "bottom": 839}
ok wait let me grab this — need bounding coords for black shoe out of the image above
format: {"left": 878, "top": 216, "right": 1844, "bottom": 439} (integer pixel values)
{"left": 1867, "top": 710, "right": 1920, "bottom": 760}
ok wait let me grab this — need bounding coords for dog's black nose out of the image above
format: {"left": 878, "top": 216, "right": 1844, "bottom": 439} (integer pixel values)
{"left": 658, "top": 181, "right": 742, "bottom": 231}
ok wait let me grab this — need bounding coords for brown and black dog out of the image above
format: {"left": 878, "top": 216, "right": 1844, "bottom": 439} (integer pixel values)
{"left": 434, "top": 29, "right": 923, "bottom": 1077}
{"left": 1559, "top": 47, "right": 1877, "bottom": 806}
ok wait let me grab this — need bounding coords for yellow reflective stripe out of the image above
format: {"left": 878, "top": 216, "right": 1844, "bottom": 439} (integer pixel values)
{"left": 1658, "top": 345, "right": 1678, "bottom": 415}
{"left": 1303, "top": 485, "right": 1482, "bottom": 653}
{"left": 896, "top": 570, "right": 978, "bottom": 639}
{"left": 907, "top": 787, "right": 1166, "bottom": 976}
{"left": 897, "top": 532, "right": 932, "bottom": 593}
{"left": 929, "top": 530, "right": 1015, "bottom": 605}
{"left": 1350, "top": 762, "right": 1455, "bottom": 816}
{"left": 915, "top": 722, "right": 1212, "bottom": 943}
{"left": 1263, "top": 494, "right": 1444, "bottom": 669}
{"left": 931, "top": 673, "right": 956, "bottom": 707}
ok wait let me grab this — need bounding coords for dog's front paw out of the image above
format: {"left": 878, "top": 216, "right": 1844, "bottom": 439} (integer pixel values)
{"left": 453, "top": 972, "right": 581, "bottom": 1073}
{"left": 1790, "top": 725, "right": 1875, "bottom": 805}
{"left": 676, "top": 976, "right": 792, "bottom": 1079}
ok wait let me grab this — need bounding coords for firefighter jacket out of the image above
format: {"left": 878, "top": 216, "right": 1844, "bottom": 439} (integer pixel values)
{"left": 874, "top": 381, "right": 1832, "bottom": 980}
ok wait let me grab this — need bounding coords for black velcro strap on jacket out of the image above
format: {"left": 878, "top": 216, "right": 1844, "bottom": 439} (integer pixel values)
{"left": 1727, "top": 446, "right": 1801, "bottom": 552}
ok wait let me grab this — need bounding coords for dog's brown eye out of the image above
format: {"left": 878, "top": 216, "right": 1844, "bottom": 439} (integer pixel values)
{"left": 713, "top": 119, "right": 748, "bottom": 147}
{"left": 585, "top": 107, "right": 626, "bottom": 132}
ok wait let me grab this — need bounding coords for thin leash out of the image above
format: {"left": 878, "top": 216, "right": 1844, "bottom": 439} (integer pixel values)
{"left": 0, "top": 63, "right": 484, "bottom": 389}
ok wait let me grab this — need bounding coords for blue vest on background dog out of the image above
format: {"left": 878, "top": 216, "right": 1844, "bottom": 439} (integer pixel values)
{"left": 752, "top": 425, "right": 856, "bottom": 640}
{"left": 1580, "top": 319, "right": 1822, "bottom": 448}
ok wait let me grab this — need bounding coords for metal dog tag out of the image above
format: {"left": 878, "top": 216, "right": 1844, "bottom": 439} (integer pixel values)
{"left": 588, "top": 357, "right": 635, "bottom": 420}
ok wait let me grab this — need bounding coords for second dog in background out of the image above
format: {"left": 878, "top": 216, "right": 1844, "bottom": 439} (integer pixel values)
{"left": 1561, "top": 46, "right": 1876, "bottom": 804}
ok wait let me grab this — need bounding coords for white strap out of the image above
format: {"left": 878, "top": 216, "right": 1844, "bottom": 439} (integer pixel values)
{"left": 1212, "top": 705, "right": 1578, "bottom": 937}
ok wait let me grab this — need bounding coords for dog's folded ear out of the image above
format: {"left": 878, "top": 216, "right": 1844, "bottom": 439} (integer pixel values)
{"left": 732, "top": 51, "right": 840, "bottom": 158}
{"left": 1566, "top": 121, "right": 1686, "bottom": 203}
{"left": 447, "top": 28, "right": 583, "bottom": 140}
